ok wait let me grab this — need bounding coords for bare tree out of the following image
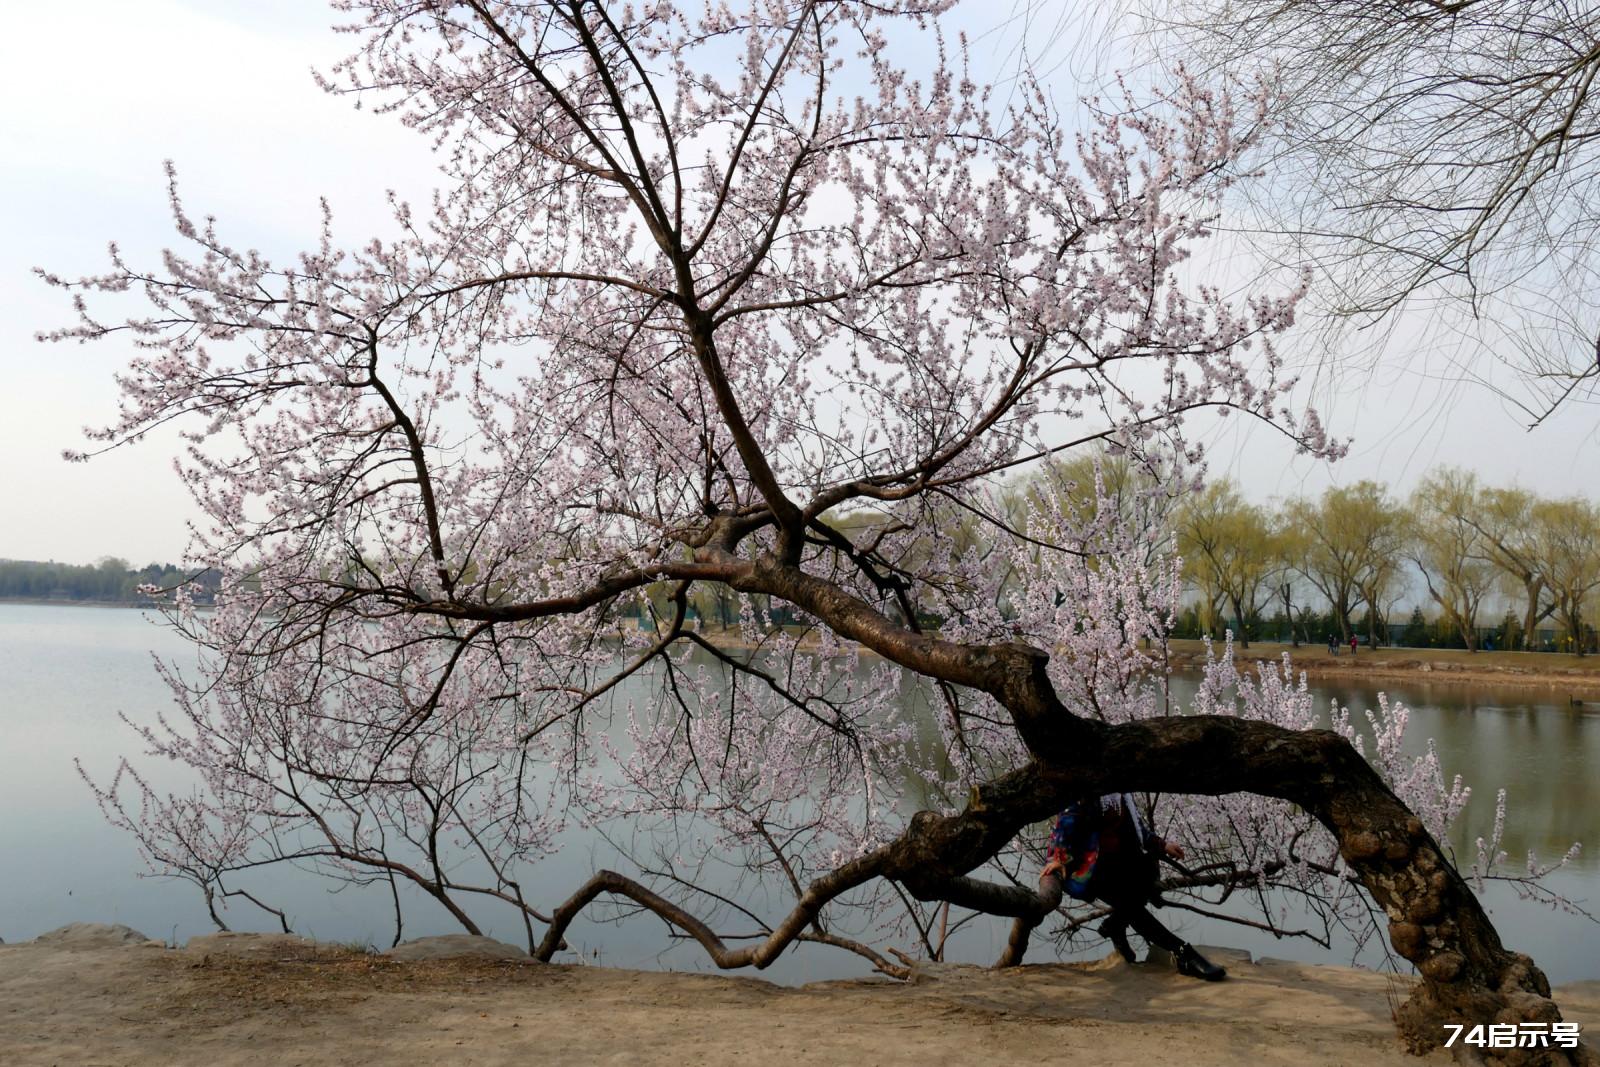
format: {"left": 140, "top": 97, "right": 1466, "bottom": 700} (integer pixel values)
{"left": 1145, "top": 0, "right": 1600, "bottom": 423}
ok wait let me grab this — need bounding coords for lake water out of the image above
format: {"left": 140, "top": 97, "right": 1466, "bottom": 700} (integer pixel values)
{"left": 2, "top": 603, "right": 1596, "bottom": 984}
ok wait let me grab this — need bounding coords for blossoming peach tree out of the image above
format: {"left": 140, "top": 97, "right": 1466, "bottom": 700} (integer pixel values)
{"left": 43, "top": 0, "right": 1587, "bottom": 1060}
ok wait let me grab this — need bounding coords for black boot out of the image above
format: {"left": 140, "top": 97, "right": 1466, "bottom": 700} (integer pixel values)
{"left": 1099, "top": 919, "right": 1137, "bottom": 964}
{"left": 1175, "top": 944, "right": 1226, "bottom": 981}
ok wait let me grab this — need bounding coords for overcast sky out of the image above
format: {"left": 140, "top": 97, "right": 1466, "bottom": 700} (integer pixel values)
{"left": 3, "top": 1, "right": 1597, "bottom": 567}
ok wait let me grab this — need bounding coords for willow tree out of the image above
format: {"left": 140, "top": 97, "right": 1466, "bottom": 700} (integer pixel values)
{"left": 44, "top": 1, "right": 1584, "bottom": 1061}
{"left": 1284, "top": 481, "right": 1404, "bottom": 645}
{"left": 1174, "top": 479, "right": 1275, "bottom": 647}
{"left": 1406, "top": 469, "right": 1494, "bottom": 652}
{"left": 1146, "top": 0, "right": 1600, "bottom": 424}
{"left": 1470, "top": 487, "right": 1559, "bottom": 651}
{"left": 1532, "top": 499, "right": 1600, "bottom": 656}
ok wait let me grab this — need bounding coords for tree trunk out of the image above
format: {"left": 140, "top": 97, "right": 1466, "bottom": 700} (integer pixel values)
{"left": 1361, "top": 596, "right": 1383, "bottom": 648}
{"left": 992, "top": 651, "right": 1587, "bottom": 1065}
{"left": 1455, "top": 607, "right": 1478, "bottom": 652}
{"left": 978, "top": 704, "right": 1590, "bottom": 1064}
{"left": 536, "top": 647, "right": 1591, "bottom": 1063}
{"left": 1279, "top": 583, "right": 1300, "bottom": 647}
{"left": 708, "top": 559, "right": 1591, "bottom": 1064}
{"left": 1229, "top": 592, "right": 1250, "bottom": 648}
{"left": 1522, "top": 580, "right": 1549, "bottom": 651}
{"left": 613, "top": 708, "right": 1592, "bottom": 1064}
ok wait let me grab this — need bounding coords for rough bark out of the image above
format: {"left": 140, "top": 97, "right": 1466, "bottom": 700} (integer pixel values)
{"left": 537, "top": 709, "right": 1592, "bottom": 1062}
{"left": 737, "top": 553, "right": 1589, "bottom": 1062}
{"left": 417, "top": 534, "right": 1590, "bottom": 1063}
{"left": 992, "top": 716, "right": 1585, "bottom": 1064}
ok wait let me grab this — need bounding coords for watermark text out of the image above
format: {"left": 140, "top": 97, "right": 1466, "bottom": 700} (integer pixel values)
{"left": 1443, "top": 1023, "right": 1580, "bottom": 1050}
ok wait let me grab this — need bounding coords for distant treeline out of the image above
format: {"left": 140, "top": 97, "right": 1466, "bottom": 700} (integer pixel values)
{"left": 0, "top": 558, "right": 218, "bottom": 603}
{"left": 1151, "top": 467, "right": 1600, "bottom": 654}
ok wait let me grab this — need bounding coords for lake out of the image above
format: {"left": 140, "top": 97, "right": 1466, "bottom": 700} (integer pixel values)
{"left": 2, "top": 603, "right": 1596, "bottom": 984}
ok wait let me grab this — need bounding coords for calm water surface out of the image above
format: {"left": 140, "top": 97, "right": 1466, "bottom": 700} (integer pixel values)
{"left": 2, "top": 604, "right": 1596, "bottom": 983}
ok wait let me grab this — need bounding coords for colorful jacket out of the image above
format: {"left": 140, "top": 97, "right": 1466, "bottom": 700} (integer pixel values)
{"left": 1043, "top": 793, "right": 1158, "bottom": 899}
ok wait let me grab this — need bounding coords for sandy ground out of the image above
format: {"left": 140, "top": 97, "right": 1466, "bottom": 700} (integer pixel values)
{"left": 3, "top": 928, "right": 1597, "bottom": 1066}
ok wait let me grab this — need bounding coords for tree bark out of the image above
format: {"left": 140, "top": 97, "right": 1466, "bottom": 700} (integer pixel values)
{"left": 927, "top": 707, "right": 1588, "bottom": 1064}
{"left": 1228, "top": 591, "right": 1250, "bottom": 648}
{"left": 1120, "top": 757, "right": 1567, "bottom": 1058}
{"left": 728, "top": 553, "right": 1588, "bottom": 1061}
{"left": 450, "top": 550, "right": 1591, "bottom": 1063}
{"left": 537, "top": 630, "right": 1590, "bottom": 1061}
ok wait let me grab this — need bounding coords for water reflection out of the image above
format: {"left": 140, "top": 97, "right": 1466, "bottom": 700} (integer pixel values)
{"left": 1173, "top": 671, "right": 1600, "bottom": 874}
{"left": 1, "top": 605, "right": 1594, "bottom": 985}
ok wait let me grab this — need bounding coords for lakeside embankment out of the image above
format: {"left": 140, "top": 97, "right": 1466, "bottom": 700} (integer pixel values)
{"left": 0, "top": 597, "right": 166, "bottom": 609}
{"left": 5, "top": 924, "right": 1596, "bottom": 1065}
{"left": 706, "top": 629, "right": 1600, "bottom": 697}
{"left": 1169, "top": 641, "right": 1600, "bottom": 697}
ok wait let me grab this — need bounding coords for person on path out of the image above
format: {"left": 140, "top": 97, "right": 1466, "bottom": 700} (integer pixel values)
{"left": 1350, "top": 634, "right": 1358, "bottom": 655}
{"left": 1039, "top": 794, "right": 1226, "bottom": 981}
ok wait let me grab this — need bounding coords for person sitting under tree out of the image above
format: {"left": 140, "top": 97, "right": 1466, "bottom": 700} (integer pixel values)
{"left": 1039, "top": 794, "right": 1227, "bottom": 981}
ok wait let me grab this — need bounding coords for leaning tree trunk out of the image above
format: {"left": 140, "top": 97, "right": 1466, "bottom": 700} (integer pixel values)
{"left": 532, "top": 558, "right": 1591, "bottom": 1065}
{"left": 533, "top": 649, "right": 1592, "bottom": 1063}
{"left": 976, "top": 647, "right": 1591, "bottom": 1066}
{"left": 535, "top": 711, "right": 1591, "bottom": 1064}
{"left": 769, "top": 564, "right": 1589, "bottom": 1063}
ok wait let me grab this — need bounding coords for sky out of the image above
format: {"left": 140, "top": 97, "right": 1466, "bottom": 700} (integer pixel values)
{"left": 2, "top": 1, "right": 1597, "bottom": 567}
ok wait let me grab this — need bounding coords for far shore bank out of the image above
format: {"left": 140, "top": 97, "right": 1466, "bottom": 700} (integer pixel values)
{"left": 0, "top": 596, "right": 159, "bottom": 609}
{"left": 692, "top": 627, "right": 1600, "bottom": 698}
{"left": 4, "top": 924, "right": 1595, "bottom": 1065}
{"left": 1170, "top": 640, "right": 1600, "bottom": 697}
{"left": 11, "top": 599, "right": 1600, "bottom": 698}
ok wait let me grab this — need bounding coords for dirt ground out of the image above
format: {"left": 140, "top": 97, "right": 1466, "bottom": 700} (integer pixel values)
{"left": 3, "top": 929, "right": 1597, "bottom": 1066}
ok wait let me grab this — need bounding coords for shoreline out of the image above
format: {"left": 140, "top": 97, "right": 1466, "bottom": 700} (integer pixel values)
{"left": 694, "top": 630, "right": 1600, "bottom": 698}
{"left": 4, "top": 924, "right": 1595, "bottom": 1064}
{"left": 9, "top": 599, "right": 1599, "bottom": 698}
{"left": 0, "top": 596, "right": 157, "bottom": 609}
{"left": 1170, "top": 642, "right": 1600, "bottom": 698}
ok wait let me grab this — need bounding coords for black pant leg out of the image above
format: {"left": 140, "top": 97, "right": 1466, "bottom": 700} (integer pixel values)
{"left": 1092, "top": 856, "right": 1184, "bottom": 954}
{"left": 1120, "top": 903, "right": 1184, "bottom": 954}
